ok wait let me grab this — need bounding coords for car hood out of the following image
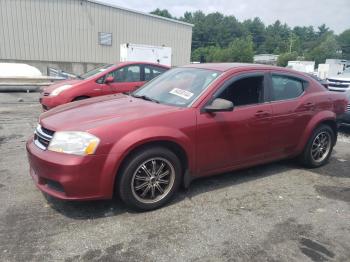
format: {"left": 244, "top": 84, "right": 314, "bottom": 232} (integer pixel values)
{"left": 328, "top": 73, "right": 350, "bottom": 81}
{"left": 40, "top": 94, "right": 182, "bottom": 131}
{"left": 43, "top": 79, "right": 82, "bottom": 93}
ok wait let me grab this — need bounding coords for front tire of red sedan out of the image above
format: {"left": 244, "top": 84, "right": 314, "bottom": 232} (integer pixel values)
{"left": 300, "top": 124, "right": 335, "bottom": 168}
{"left": 118, "top": 147, "right": 182, "bottom": 211}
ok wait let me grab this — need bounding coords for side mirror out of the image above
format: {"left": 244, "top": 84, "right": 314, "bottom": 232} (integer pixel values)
{"left": 104, "top": 76, "right": 114, "bottom": 84}
{"left": 204, "top": 98, "right": 234, "bottom": 113}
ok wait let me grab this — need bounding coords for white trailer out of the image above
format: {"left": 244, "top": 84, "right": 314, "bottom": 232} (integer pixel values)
{"left": 317, "top": 63, "right": 344, "bottom": 79}
{"left": 287, "top": 61, "right": 315, "bottom": 73}
{"left": 120, "top": 43, "right": 172, "bottom": 67}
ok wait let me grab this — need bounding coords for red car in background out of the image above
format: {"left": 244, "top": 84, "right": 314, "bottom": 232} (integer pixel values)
{"left": 40, "top": 62, "right": 169, "bottom": 110}
{"left": 27, "top": 63, "right": 348, "bottom": 211}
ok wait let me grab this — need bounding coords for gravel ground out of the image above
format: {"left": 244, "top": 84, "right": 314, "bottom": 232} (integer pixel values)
{"left": 0, "top": 92, "right": 349, "bottom": 262}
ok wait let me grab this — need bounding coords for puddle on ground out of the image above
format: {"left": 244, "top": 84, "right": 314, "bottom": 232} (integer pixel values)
{"left": 315, "top": 185, "right": 350, "bottom": 203}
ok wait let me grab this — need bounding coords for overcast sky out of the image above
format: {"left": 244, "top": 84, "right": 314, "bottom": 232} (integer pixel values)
{"left": 100, "top": 0, "right": 350, "bottom": 33}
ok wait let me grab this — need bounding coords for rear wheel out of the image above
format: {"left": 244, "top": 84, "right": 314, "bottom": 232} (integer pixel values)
{"left": 300, "top": 124, "right": 334, "bottom": 168}
{"left": 118, "top": 147, "right": 182, "bottom": 211}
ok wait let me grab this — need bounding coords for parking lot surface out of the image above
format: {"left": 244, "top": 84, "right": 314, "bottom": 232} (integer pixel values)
{"left": 0, "top": 93, "right": 349, "bottom": 262}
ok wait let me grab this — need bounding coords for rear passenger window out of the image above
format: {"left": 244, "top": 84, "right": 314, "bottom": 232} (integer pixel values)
{"left": 271, "top": 75, "right": 304, "bottom": 101}
{"left": 144, "top": 66, "right": 167, "bottom": 81}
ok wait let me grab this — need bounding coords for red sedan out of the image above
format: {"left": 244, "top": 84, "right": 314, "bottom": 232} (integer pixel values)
{"left": 40, "top": 62, "right": 169, "bottom": 110}
{"left": 27, "top": 63, "right": 348, "bottom": 210}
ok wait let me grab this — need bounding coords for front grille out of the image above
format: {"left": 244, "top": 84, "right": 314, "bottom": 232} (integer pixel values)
{"left": 34, "top": 124, "right": 54, "bottom": 150}
{"left": 347, "top": 104, "right": 350, "bottom": 112}
{"left": 328, "top": 79, "right": 350, "bottom": 90}
{"left": 328, "top": 83, "right": 349, "bottom": 88}
{"left": 329, "top": 89, "right": 345, "bottom": 92}
{"left": 43, "top": 92, "right": 50, "bottom": 96}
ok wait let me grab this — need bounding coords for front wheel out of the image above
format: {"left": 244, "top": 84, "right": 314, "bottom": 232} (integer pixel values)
{"left": 118, "top": 147, "right": 182, "bottom": 211}
{"left": 300, "top": 124, "right": 335, "bottom": 168}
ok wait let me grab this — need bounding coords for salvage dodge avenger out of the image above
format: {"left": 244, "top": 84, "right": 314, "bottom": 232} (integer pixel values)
{"left": 26, "top": 63, "right": 348, "bottom": 210}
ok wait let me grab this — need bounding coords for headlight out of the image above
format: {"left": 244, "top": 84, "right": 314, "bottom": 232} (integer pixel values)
{"left": 50, "top": 84, "right": 73, "bottom": 96}
{"left": 48, "top": 131, "right": 100, "bottom": 155}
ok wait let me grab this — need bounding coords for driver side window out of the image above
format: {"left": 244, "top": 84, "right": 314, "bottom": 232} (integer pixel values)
{"left": 103, "top": 65, "right": 141, "bottom": 83}
{"left": 217, "top": 75, "right": 265, "bottom": 107}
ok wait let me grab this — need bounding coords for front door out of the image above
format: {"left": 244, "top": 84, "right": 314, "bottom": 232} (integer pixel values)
{"left": 103, "top": 65, "right": 145, "bottom": 95}
{"left": 196, "top": 72, "right": 272, "bottom": 175}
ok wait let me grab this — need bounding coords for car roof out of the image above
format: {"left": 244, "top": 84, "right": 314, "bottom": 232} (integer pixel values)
{"left": 182, "top": 63, "right": 286, "bottom": 72}
{"left": 113, "top": 61, "right": 170, "bottom": 68}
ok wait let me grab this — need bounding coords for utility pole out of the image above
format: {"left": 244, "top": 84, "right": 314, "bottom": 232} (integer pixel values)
{"left": 289, "top": 33, "right": 295, "bottom": 53}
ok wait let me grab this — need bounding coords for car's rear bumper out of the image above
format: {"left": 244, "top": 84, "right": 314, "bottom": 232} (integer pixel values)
{"left": 26, "top": 137, "right": 114, "bottom": 200}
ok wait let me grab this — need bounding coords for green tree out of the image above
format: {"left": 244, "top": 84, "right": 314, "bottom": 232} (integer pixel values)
{"left": 192, "top": 36, "right": 254, "bottom": 63}
{"left": 150, "top": 8, "right": 173, "bottom": 19}
{"left": 317, "top": 24, "right": 330, "bottom": 37}
{"left": 277, "top": 52, "right": 299, "bottom": 67}
{"left": 242, "top": 18, "right": 266, "bottom": 53}
{"left": 338, "top": 29, "right": 350, "bottom": 59}
{"left": 150, "top": 9, "right": 349, "bottom": 65}
{"left": 305, "top": 34, "right": 341, "bottom": 65}
{"left": 263, "top": 20, "right": 291, "bottom": 54}
{"left": 292, "top": 26, "right": 318, "bottom": 55}
{"left": 225, "top": 36, "right": 254, "bottom": 62}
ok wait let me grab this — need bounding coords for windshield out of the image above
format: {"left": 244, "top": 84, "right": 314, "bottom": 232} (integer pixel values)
{"left": 79, "top": 64, "right": 114, "bottom": 79}
{"left": 132, "top": 68, "right": 221, "bottom": 107}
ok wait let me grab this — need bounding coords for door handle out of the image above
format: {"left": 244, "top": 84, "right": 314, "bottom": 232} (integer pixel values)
{"left": 255, "top": 110, "right": 270, "bottom": 117}
{"left": 302, "top": 102, "right": 315, "bottom": 109}
{"left": 93, "top": 88, "right": 102, "bottom": 91}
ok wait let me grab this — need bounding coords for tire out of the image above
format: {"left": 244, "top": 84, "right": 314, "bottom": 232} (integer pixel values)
{"left": 299, "top": 124, "right": 335, "bottom": 168}
{"left": 72, "top": 96, "right": 89, "bottom": 102}
{"left": 118, "top": 147, "right": 182, "bottom": 211}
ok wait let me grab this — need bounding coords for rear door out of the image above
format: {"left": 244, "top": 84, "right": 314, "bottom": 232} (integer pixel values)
{"left": 103, "top": 65, "right": 144, "bottom": 94}
{"left": 267, "top": 73, "right": 314, "bottom": 158}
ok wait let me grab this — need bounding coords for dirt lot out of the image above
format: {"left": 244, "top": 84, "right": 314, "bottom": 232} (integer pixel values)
{"left": 0, "top": 92, "right": 349, "bottom": 262}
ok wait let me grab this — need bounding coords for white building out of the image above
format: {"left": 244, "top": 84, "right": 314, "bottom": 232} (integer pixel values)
{"left": 0, "top": 0, "right": 193, "bottom": 75}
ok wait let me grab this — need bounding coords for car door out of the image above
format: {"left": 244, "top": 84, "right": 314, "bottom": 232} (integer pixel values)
{"left": 103, "top": 65, "right": 144, "bottom": 94}
{"left": 267, "top": 72, "right": 314, "bottom": 158}
{"left": 196, "top": 72, "right": 273, "bottom": 174}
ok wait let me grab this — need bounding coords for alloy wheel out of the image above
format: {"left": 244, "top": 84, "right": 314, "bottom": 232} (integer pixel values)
{"left": 311, "top": 131, "right": 331, "bottom": 163}
{"left": 131, "top": 157, "right": 175, "bottom": 204}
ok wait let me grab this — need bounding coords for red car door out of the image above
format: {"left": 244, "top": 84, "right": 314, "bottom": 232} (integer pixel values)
{"left": 267, "top": 73, "right": 315, "bottom": 158}
{"left": 196, "top": 72, "right": 273, "bottom": 175}
{"left": 103, "top": 65, "right": 145, "bottom": 94}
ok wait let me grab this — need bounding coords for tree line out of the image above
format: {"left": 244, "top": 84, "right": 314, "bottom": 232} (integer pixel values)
{"left": 150, "top": 9, "right": 350, "bottom": 66}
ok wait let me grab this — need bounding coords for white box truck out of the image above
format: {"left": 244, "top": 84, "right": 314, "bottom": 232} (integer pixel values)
{"left": 287, "top": 61, "right": 315, "bottom": 73}
{"left": 317, "top": 63, "right": 344, "bottom": 79}
{"left": 120, "top": 43, "right": 172, "bottom": 67}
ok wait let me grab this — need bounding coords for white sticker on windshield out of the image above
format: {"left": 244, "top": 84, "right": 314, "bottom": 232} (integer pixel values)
{"left": 169, "top": 88, "right": 194, "bottom": 100}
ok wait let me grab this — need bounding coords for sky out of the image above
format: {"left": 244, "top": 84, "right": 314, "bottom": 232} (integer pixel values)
{"left": 99, "top": 0, "right": 350, "bottom": 34}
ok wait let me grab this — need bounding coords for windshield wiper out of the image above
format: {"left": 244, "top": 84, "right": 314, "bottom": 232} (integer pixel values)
{"left": 131, "top": 94, "right": 159, "bottom": 103}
